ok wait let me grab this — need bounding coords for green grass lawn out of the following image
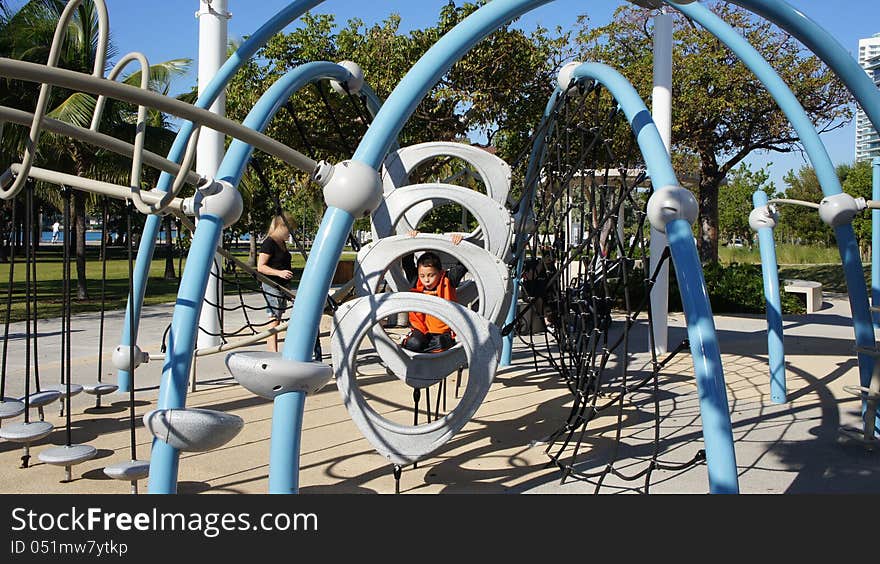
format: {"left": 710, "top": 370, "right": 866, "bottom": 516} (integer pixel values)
{"left": 719, "top": 243, "right": 843, "bottom": 265}
{"left": 0, "top": 246, "right": 356, "bottom": 323}
{"left": 0, "top": 240, "right": 865, "bottom": 324}
{"left": 720, "top": 243, "right": 871, "bottom": 293}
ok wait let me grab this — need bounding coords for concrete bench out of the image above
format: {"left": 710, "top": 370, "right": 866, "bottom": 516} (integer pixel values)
{"left": 783, "top": 279, "right": 823, "bottom": 313}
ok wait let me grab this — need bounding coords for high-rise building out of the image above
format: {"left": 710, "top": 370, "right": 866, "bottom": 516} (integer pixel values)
{"left": 856, "top": 34, "right": 880, "bottom": 162}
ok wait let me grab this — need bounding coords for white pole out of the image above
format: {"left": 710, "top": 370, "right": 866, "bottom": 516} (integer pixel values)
{"left": 650, "top": 8, "right": 672, "bottom": 355}
{"left": 196, "top": 0, "right": 229, "bottom": 349}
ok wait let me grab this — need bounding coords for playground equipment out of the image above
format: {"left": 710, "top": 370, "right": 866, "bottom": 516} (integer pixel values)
{"left": 750, "top": 168, "right": 880, "bottom": 446}
{"left": 1, "top": 0, "right": 879, "bottom": 496}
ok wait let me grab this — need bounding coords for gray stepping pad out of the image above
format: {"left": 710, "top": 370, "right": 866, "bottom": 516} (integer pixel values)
{"left": 0, "top": 421, "right": 54, "bottom": 443}
{"left": 42, "top": 383, "right": 84, "bottom": 397}
{"left": 83, "top": 383, "right": 118, "bottom": 396}
{"left": 19, "top": 390, "right": 62, "bottom": 407}
{"left": 225, "top": 352, "right": 332, "bottom": 399}
{"left": 143, "top": 408, "right": 244, "bottom": 452}
{"left": 38, "top": 444, "right": 97, "bottom": 466}
{"left": 0, "top": 398, "right": 25, "bottom": 419}
{"left": 104, "top": 460, "right": 150, "bottom": 481}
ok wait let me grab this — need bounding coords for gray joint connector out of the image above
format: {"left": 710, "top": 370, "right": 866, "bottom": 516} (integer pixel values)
{"left": 312, "top": 160, "right": 334, "bottom": 187}
{"left": 646, "top": 185, "right": 698, "bottom": 233}
{"left": 557, "top": 61, "right": 584, "bottom": 96}
{"left": 322, "top": 160, "right": 382, "bottom": 218}
{"left": 818, "top": 192, "right": 866, "bottom": 227}
{"left": 182, "top": 178, "right": 243, "bottom": 228}
{"left": 749, "top": 204, "right": 778, "bottom": 231}
{"left": 330, "top": 61, "right": 365, "bottom": 96}
{"left": 112, "top": 344, "right": 149, "bottom": 372}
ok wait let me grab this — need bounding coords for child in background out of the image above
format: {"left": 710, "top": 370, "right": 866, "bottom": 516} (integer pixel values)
{"left": 402, "top": 232, "right": 466, "bottom": 353}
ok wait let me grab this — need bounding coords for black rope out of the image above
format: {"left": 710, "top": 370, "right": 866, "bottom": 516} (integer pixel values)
{"left": 97, "top": 197, "right": 107, "bottom": 385}
{"left": 62, "top": 185, "right": 72, "bottom": 445}
{"left": 516, "top": 87, "right": 701, "bottom": 493}
{"left": 29, "top": 185, "right": 40, "bottom": 396}
{"left": 314, "top": 81, "right": 354, "bottom": 155}
{"left": 126, "top": 203, "right": 137, "bottom": 460}
{"left": 0, "top": 197, "right": 16, "bottom": 401}
{"left": 22, "top": 185, "right": 32, "bottom": 422}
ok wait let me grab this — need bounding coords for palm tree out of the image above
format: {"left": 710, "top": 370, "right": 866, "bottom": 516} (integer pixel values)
{"left": 1, "top": 0, "right": 190, "bottom": 298}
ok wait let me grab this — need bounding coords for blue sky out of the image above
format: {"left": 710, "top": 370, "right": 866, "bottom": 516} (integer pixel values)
{"left": 39, "top": 1, "right": 880, "bottom": 189}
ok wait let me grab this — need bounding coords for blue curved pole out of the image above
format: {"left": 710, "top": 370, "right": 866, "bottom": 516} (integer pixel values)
{"left": 751, "top": 190, "right": 785, "bottom": 403}
{"left": 273, "top": 207, "right": 352, "bottom": 494}
{"left": 147, "top": 214, "right": 224, "bottom": 494}
{"left": 666, "top": 219, "right": 739, "bottom": 494}
{"left": 570, "top": 63, "right": 677, "bottom": 187}
{"left": 675, "top": 0, "right": 875, "bottom": 413}
{"left": 502, "top": 89, "right": 560, "bottom": 366}
{"left": 726, "top": 0, "right": 880, "bottom": 131}
{"left": 349, "top": 0, "right": 737, "bottom": 491}
{"left": 873, "top": 157, "right": 880, "bottom": 328}
{"left": 217, "top": 62, "right": 351, "bottom": 187}
{"left": 269, "top": 0, "right": 555, "bottom": 491}
{"left": 118, "top": 0, "right": 326, "bottom": 392}
{"left": 354, "top": 0, "right": 552, "bottom": 170}
{"left": 569, "top": 61, "right": 737, "bottom": 493}
{"left": 148, "top": 62, "right": 354, "bottom": 494}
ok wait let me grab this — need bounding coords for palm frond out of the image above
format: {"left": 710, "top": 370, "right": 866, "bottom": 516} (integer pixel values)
{"left": 45, "top": 91, "right": 96, "bottom": 128}
{"left": 123, "top": 58, "right": 191, "bottom": 95}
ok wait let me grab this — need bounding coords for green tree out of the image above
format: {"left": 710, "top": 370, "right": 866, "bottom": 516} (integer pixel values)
{"left": 718, "top": 162, "right": 774, "bottom": 246}
{"left": 776, "top": 165, "right": 831, "bottom": 246}
{"left": 577, "top": 2, "right": 852, "bottom": 263}
{"left": 224, "top": 2, "right": 569, "bottom": 244}
{"left": 839, "top": 160, "right": 874, "bottom": 254}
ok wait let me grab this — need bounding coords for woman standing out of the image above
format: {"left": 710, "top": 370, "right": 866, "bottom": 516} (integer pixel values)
{"left": 257, "top": 213, "right": 296, "bottom": 352}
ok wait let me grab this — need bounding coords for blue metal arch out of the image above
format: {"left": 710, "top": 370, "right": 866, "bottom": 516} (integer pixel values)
{"left": 119, "top": 0, "right": 328, "bottom": 393}
{"left": 673, "top": 0, "right": 876, "bottom": 417}
{"left": 147, "top": 61, "right": 374, "bottom": 494}
{"left": 570, "top": 62, "right": 738, "bottom": 494}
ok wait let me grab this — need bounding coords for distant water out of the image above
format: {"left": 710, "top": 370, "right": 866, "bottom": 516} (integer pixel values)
{"left": 38, "top": 230, "right": 251, "bottom": 243}
{"left": 40, "top": 230, "right": 178, "bottom": 243}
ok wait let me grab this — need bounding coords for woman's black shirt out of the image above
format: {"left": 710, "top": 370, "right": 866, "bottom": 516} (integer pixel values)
{"left": 259, "top": 237, "right": 292, "bottom": 285}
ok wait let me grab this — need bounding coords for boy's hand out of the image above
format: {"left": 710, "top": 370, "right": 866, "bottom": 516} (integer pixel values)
{"left": 407, "top": 230, "right": 420, "bottom": 237}
{"left": 450, "top": 233, "right": 463, "bottom": 245}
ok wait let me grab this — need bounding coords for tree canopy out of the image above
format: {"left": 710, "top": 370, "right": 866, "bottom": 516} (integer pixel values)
{"left": 224, "top": 2, "right": 570, "bottom": 240}
{"left": 575, "top": 2, "right": 853, "bottom": 263}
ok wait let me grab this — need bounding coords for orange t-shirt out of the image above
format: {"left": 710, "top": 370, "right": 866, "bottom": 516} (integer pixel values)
{"left": 409, "top": 271, "right": 457, "bottom": 335}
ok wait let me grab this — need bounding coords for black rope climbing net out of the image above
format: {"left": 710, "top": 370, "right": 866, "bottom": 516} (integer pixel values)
{"left": 511, "top": 82, "right": 704, "bottom": 493}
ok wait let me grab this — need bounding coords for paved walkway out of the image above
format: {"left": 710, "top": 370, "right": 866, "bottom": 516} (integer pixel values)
{"left": 1, "top": 290, "right": 879, "bottom": 494}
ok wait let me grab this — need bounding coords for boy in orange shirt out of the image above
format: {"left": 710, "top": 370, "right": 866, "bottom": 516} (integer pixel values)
{"left": 402, "top": 233, "right": 466, "bottom": 353}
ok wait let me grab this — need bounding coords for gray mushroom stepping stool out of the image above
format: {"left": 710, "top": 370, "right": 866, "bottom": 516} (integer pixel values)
{"left": 0, "top": 420, "right": 54, "bottom": 467}
{"left": 0, "top": 397, "right": 25, "bottom": 421}
{"left": 42, "top": 383, "right": 83, "bottom": 416}
{"left": 84, "top": 385, "right": 119, "bottom": 395}
{"left": 104, "top": 460, "right": 150, "bottom": 494}
{"left": 18, "top": 390, "right": 63, "bottom": 421}
{"left": 38, "top": 443, "right": 97, "bottom": 482}
{"left": 143, "top": 408, "right": 243, "bottom": 452}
